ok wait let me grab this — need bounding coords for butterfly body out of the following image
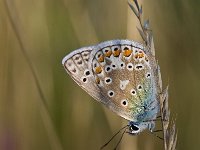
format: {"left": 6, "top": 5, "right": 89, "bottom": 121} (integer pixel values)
{"left": 62, "top": 39, "right": 160, "bottom": 133}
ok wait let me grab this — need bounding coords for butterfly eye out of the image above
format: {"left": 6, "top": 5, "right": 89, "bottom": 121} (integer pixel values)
{"left": 130, "top": 124, "right": 140, "bottom": 133}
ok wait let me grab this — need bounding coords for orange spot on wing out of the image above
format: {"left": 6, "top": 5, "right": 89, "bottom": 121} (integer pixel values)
{"left": 95, "top": 66, "right": 102, "bottom": 74}
{"left": 135, "top": 53, "right": 139, "bottom": 59}
{"left": 96, "top": 77, "right": 100, "bottom": 84}
{"left": 113, "top": 49, "right": 121, "bottom": 57}
{"left": 123, "top": 49, "right": 132, "bottom": 57}
{"left": 138, "top": 51, "right": 144, "bottom": 58}
{"left": 98, "top": 55, "right": 104, "bottom": 62}
{"left": 135, "top": 53, "right": 144, "bottom": 59}
{"left": 105, "top": 50, "right": 112, "bottom": 57}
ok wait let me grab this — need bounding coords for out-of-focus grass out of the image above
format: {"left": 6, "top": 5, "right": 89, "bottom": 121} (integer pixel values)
{"left": 0, "top": 0, "right": 200, "bottom": 149}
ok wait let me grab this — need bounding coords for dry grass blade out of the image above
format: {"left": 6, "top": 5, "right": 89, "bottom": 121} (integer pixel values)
{"left": 137, "top": 27, "right": 147, "bottom": 43}
{"left": 4, "top": 0, "right": 63, "bottom": 150}
{"left": 128, "top": 0, "right": 177, "bottom": 149}
{"left": 160, "top": 87, "right": 177, "bottom": 150}
{"left": 128, "top": 0, "right": 152, "bottom": 47}
{"left": 128, "top": 2, "right": 139, "bottom": 18}
{"left": 133, "top": 0, "right": 140, "bottom": 12}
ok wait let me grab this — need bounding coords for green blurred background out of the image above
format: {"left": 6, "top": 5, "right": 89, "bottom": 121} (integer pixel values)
{"left": 0, "top": 0, "right": 200, "bottom": 149}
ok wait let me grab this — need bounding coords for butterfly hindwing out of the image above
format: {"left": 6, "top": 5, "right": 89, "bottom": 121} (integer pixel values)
{"left": 63, "top": 40, "right": 159, "bottom": 122}
{"left": 88, "top": 40, "right": 158, "bottom": 121}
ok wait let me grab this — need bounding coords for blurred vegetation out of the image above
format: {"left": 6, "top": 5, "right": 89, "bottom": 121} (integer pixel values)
{"left": 0, "top": 0, "right": 200, "bottom": 149}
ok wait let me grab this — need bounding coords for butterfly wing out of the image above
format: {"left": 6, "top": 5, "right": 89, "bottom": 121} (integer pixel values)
{"left": 62, "top": 40, "right": 159, "bottom": 122}
{"left": 62, "top": 46, "right": 110, "bottom": 105}
{"left": 88, "top": 40, "right": 159, "bottom": 122}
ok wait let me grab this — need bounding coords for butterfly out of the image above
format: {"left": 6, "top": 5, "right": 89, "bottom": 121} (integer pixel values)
{"left": 62, "top": 39, "right": 161, "bottom": 135}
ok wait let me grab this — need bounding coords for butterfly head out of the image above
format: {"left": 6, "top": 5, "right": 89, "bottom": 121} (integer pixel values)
{"left": 127, "top": 121, "right": 150, "bottom": 135}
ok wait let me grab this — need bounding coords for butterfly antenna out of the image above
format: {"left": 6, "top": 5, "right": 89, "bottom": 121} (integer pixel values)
{"left": 149, "top": 130, "right": 164, "bottom": 140}
{"left": 142, "top": 115, "right": 168, "bottom": 123}
{"left": 153, "top": 129, "right": 163, "bottom": 133}
{"left": 100, "top": 125, "right": 128, "bottom": 150}
{"left": 157, "top": 115, "right": 161, "bottom": 119}
{"left": 113, "top": 127, "right": 127, "bottom": 150}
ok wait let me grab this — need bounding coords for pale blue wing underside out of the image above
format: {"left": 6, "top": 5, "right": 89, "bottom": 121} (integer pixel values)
{"left": 62, "top": 40, "right": 159, "bottom": 122}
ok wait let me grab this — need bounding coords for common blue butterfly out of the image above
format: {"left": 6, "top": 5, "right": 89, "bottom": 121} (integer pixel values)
{"left": 62, "top": 0, "right": 162, "bottom": 141}
{"left": 62, "top": 38, "right": 161, "bottom": 135}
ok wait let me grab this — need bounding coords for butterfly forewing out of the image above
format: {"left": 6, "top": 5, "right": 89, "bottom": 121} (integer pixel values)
{"left": 62, "top": 47, "right": 112, "bottom": 105}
